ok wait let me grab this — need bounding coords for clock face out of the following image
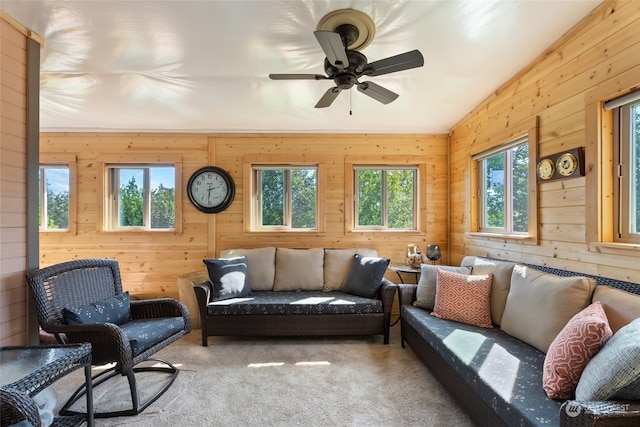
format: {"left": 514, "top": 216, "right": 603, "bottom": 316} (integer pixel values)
{"left": 537, "top": 158, "right": 555, "bottom": 180}
{"left": 187, "top": 167, "right": 235, "bottom": 213}
{"left": 556, "top": 153, "right": 578, "bottom": 176}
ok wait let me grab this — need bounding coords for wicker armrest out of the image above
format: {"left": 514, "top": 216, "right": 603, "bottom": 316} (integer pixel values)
{"left": 560, "top": 400, "right": 640, "bottom": 426}
{"left": 380, "top": 278, "right": 397, "bottom": 314}
{"left": 397, "top": 283, "right": 418, "bottom": 308}
{"left": 130, "top": 298, "right": 191, "bottom": 323}
{"left": 193, "top": 283, "right": 211, "bottom": 317}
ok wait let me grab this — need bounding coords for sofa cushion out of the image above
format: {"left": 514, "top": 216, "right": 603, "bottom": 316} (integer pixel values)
{"left": 273, "top": 248, "right": 324, "bottom": 291}
{"left": 220, "top": 247, "right": 276, "bottom": 291}
{"left": 432, "top": 269, "right": 493, "bottom": 328}
{"left": 543, "top": 302, "right": 612, "bottom": 399}
{"left": 500, "top": 265, "right": 595, "bottom": 353}
{"left": 203, "top": 257, "right": 251, "bottom": 301}
{"left": 460, "top": 256, "right": 516, "bottom": 326}
{"left": 206, "top": 291, "right": 383, "bottom": 316}
{"left": 62, "top": 292, "right": 130, "bottom": 326}
{"left": 414, "top": 264, "right": 471, "bottom": 310}
{"left": 402, "top": 305, "right": 562, "bottom": 426}
{"left": 591, "top": 285, "right": 640, "bottom": 334}
{"left": 342, "top": 254, "right": 390, "bottom": 298}
{"left": 323, "top": 248, "right": 378, "bottom": 291}
{"left": 575, "top": 318, "right": 640, "bottom": 400}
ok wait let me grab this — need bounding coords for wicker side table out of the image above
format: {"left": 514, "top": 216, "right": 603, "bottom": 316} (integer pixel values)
{"left": 0, "top": 343, "right": 94, "bottom": 427}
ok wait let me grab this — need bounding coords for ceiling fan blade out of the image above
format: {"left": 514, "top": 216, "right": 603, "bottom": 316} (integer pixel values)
{"left": 314, "top": 30, "right": 349, "bottom": 71}
{"left": 363, "top": 50, "right": 424, "bottom": 77}
{"left": 357, "top": 81, "right": 399, "bottom": 104}
{"left": 269, "top": 74, "right": 328, "bottom": 80}
{"left": 315, "top": 87, "right": 341, "bottom": 108}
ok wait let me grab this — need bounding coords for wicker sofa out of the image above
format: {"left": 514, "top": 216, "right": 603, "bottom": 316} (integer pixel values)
{"left": 188, "top": 247, "right": 396, "bottom": 346}
{"left": 399, "top": 256, "right": 640, "bottom": 427}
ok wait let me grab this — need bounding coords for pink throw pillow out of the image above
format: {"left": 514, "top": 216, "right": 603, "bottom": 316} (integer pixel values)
{"left": 431, "top": 269, "right": 493, "bottom": 328}
{"left": 543, "top": 301, "right": 612, "bottom": 399}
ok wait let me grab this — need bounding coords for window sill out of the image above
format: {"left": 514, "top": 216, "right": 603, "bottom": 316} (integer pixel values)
{"left": 466, "top": 231, "right": 536, "bottom": 244}
{"left": 589, "top": 242, "right": 640, "bottom": 256}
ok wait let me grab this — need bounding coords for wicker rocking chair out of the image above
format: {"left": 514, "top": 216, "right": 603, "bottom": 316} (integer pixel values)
{"left": 26, "top": 258, "right": 191, "bottom": 418}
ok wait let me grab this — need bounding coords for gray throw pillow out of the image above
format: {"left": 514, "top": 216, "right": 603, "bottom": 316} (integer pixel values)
{"left": 342, "top": 254, "right": 390, "bottom": 298}
{"left": 203, "top": 256, "right": 251, "bottom": 301}
{"left": 414, "top": 265, "right": 471, "bottom": 310}
{"left": 575, "top": 318, "right": 640, "bottom": 400}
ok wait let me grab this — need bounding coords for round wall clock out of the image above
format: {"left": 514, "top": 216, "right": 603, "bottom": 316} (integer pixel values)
{"left": 556, "top": 153, "right": 578, "bottom": 176}
{"left": 537, "top": 158, "right": 555, "bottom": 180}
{"left": 187, "top": 166, "right": 235, "bottom": 213}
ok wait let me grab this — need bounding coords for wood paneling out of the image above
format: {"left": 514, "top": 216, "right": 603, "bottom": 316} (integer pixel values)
{"left": 0, "top": 15, "right": 28, "bottom": 345}
{"left": 449, "top": 0, "right": 640, "bottom": 284}
{"left": 39, "top": 133, "right": 448, "bottom": 298}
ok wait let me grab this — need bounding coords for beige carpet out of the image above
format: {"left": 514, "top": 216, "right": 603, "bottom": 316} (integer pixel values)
{"left": 52, "top": 325, "right": 474, "bottom": 426}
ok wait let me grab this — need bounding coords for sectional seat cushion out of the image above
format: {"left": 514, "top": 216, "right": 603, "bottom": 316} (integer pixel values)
{"left": 500, "top": 265, "right": 596, "bottom": 353}
{"left": 414, "top": 264, "right": 471, "bottom": 310}
{"left": 206, "top": 291, "right": 383, "bottom": 316}
{"left": 272, "top": 248, "right": 324, "bottom": 291}
{"left": 203, "top": 257, "right": 251, "bottom": 301}
{"left": 542, "top": 302, "right": 613, "bottom": 399}
{"left": 460, "top": 256, "right": 516, "bottom": 326}
{"left": 402, "top": 305, "right": 562, "bottom": 426}
{"left": 342, "top": 254, "right": 390, "bottom": 298}
{"left": 220, "top": 247, "right": 276, "bottom": 291}
{"left": 323, "top": 248, "right": 378, "bottom": 291}
{"left": 62, "top": 292, "right": 131, "bottom": 325}
{"left": 591, "top": 285, "right": 640, "bottom": 333}
{"left": 432, "top": 269, "right": 493, "bottom": 328}
{"left": 575, "top": 318, "right": 640, "bottom": 400}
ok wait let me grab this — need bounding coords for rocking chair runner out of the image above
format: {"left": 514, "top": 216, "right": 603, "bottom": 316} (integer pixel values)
{"left": 26, "top": 258, "right": 191, "bottom": 418}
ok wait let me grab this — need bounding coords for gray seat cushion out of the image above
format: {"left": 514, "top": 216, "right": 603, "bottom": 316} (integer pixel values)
{"left": 207, "top": 291, "right": 383, "bottom": 316}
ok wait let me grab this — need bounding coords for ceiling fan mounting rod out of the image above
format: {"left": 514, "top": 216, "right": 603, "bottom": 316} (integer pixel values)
{"left": 334, "top": 23, "right": 360, "bottom": 48}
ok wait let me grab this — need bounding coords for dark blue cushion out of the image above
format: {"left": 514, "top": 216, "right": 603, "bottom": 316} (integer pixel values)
{"left": 119, "top": 317, "right": 185, "bottom": 356}
{"left": 342, "top": 254, "right": 390, "bottom": 298}
{"left": 203, "top": 257, "right": 251, "bottom": 301}
{"left": 206, "top": 291, "right": 383, "bottom": 316}
{"left": 62, "top": 292, "right": 130, "bottom": 325}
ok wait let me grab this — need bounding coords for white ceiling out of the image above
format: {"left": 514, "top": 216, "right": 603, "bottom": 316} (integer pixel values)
{"left": 2, "top": 0, "right": 602, "bottom": 134}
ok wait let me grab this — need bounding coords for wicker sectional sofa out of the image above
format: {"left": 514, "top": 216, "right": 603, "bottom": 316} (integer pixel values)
{"left": 399, "top": 256, "right": 640, "bottom": 427}
{"left": 188, "top": 247, "right": 396, "bottom": 346}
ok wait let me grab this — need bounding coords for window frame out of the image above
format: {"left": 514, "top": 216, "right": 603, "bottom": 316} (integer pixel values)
{"left": 467, "top": 117, "right": 538, "bottom": 243}
{"left": 344, "top": 156, "right": 426, "bottom": 234}
{"left": 244, "top": 159, "right": 325, "bottom": 233}
{"left": 585, "top": 79, "right": 640, "bottom": 254}
{"left": 38, "top": 154, "right": 77, "bottom": 235}
{"left": 98, "top": 155, "right": 182, "bottom": 233}
{"left": 352, "top": 165, "right": 419, "bottom": 231}
{"left": 612, "top": 93, "right": 640, "bottom": 244}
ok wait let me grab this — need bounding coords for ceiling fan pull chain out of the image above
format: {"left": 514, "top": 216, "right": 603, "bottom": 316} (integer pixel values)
{"left": 350, "top": 90, "right": 353, "bottom": 116}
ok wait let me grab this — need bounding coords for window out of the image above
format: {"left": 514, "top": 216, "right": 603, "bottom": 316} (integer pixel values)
{"left": 106, "top": 165, "right": 176, "bottom": 231}
{"left": 474, "top": 137, "right": 529, "bottom": 234}
{"left": 253, "top": 165, "right": 318, "bottom": 230}
{"left": 354, "top": 166, "right": 417, "bottom": 230}
{"left": 39, "top": 165, "right": 70, "bottom": 231}
{"left": 611, "top": 92, "right": 640, "bottom": 243}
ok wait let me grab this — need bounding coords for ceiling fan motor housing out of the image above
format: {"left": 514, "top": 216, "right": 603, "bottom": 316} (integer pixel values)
{"left": 323, "top": 50, "right": 368, "bottom": 87}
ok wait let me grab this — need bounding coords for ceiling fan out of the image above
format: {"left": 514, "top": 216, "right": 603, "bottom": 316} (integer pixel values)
{"left": 269, "top": 10, "right": 424, "bottom": 108}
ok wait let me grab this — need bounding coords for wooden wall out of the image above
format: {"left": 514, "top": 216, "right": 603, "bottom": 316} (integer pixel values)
{"left": 39, "top": 133, "right": 448, "bottom": 298}
{"left": 449, "top": 0, "right": 640, "bottom": 283}
{"left": 0, "top": 15, "right": 28, "bottom": 345}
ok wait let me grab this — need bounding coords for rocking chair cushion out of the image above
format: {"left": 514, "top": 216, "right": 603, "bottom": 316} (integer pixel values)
{"left": 119, "top": 317, "right": 186, "bottom": 356}
{"left": 62, "top": 292, "right": 131, "bottom": 325}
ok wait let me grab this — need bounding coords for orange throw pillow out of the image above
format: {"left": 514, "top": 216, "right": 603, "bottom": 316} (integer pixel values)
{"left": 432, "top": 269, "right": 493, "bottom": 328}
{"left": 543, "top": 302, "right": 612, "bottom": 399}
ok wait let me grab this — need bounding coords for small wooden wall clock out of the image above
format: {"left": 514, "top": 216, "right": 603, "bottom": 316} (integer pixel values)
{"left": 536, "top": 147, "right": 585, "bottom": 183}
